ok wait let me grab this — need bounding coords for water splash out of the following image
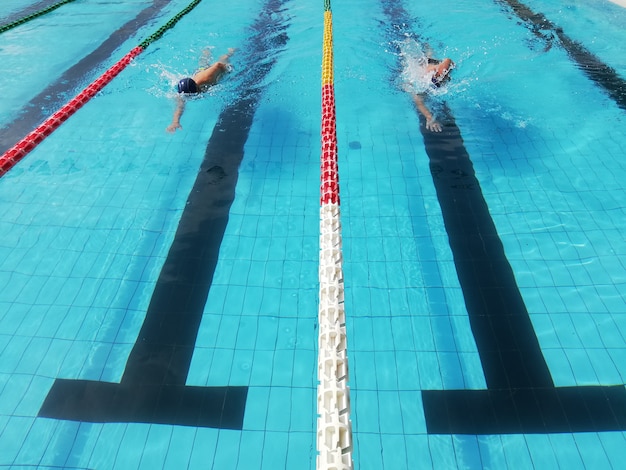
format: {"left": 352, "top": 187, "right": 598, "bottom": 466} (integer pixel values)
{"left": 396, "top": 36, "right": 462, "bottom": 97}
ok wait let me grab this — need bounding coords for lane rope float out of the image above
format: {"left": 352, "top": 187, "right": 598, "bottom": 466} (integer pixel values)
{"left": 317, "top": 0, "right": 354, "bottom": 469}
{"left": 0, "top": 0, "right": 77, "bottom": 35}
{"left": 0, "top": 0, "right": 204, "bottom": 178}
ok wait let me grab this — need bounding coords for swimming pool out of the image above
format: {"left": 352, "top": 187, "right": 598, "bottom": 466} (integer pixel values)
{"left": 0, "top": 0, "right": 625, "bottom": 468}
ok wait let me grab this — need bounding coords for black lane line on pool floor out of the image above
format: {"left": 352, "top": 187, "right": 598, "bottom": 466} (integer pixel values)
{"left": 38, "top": 0, "right": 291, "bottom": 430}
{"left": 0, "top": 0, "right": 79, "bottom": 35}
{"left": 495, "top": 0, "right": 626, "bottom": 112}
{"left": 1, "top": 0, "right": 63, "bottom": 28}
{"left": 0, "top": 0, "right": 173, "bottom": 155}
{"left": 418, "top": 107, "right": 626, "bottom": 434}
{"left": 382, "top": 0, "right": 626, "bottom": 435}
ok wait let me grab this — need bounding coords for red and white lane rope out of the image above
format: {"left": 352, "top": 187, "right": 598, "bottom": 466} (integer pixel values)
{"left": 317, "top": 1, "right": 353, "bottom": 469}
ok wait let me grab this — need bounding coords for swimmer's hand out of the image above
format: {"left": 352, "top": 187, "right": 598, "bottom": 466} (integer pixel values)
{"left": 166, "top": 122, "right": 182, "bottom": 133}
{"left": 426, "top": 118, "right": 442, "bottom": 132}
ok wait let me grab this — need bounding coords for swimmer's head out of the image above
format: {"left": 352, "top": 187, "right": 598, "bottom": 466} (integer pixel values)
{"left": 177, "top": 77, "right": 199, "bottom": 94}
{"left": 432, "top": 59, "right": 455, "bottom": 88}
{"left": 432, "top": 73, "right": 451, "bottom": 88}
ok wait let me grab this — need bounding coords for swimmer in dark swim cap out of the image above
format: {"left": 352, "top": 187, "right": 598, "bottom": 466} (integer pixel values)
{"left": 166, "top": 48, "right": 235, "bottom": 133}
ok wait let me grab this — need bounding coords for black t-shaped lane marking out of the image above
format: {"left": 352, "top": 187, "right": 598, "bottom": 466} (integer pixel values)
{"left": 38, "top": 0, "right": 291, "bottom": 429}
{"left": 418, "top": 107, "right": 626, "bottom": 434}
{"left": 380, "top": 0, "right": 626, "bottom": 434}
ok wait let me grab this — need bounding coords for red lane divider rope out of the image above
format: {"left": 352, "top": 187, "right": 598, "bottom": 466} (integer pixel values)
{"left": 321, "top": 83, "right": 339, "bottom": 205}
{"left": 0, "top": 47, "right": 143, "bottom": 177}
{"left": 0, "top": 0, "right": 204, "bottom": 178}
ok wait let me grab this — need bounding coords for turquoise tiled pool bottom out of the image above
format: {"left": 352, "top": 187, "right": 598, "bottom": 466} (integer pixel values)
{"left": 2, "top": 0, "right": 626, "bottom": 468}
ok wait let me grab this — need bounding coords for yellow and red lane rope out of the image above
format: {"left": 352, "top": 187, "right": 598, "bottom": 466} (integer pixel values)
{"left": 317, "top": 1, "right": 353, "bottom": 469}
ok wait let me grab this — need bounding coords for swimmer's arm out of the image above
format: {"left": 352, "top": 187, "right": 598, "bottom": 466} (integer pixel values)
{"left": 217, "top": 48, "right": 236, "bottom": 64}
{"left": 411, "top": 94, "right": 442, "bottom": 132}
{"left": 166, "top": 95, "right": 185, "bottom": 133}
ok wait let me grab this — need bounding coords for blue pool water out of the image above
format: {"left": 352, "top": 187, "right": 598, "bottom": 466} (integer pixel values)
{"left": 1, "top": 0, "right": 625, "bottom": 468}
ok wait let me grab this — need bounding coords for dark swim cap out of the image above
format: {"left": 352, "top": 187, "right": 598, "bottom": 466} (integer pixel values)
{"left": 177, "top": 77, "right": 199, "bottom": 94}
{"left": 431, "top": 71, "right": 451, "bottom": 88}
